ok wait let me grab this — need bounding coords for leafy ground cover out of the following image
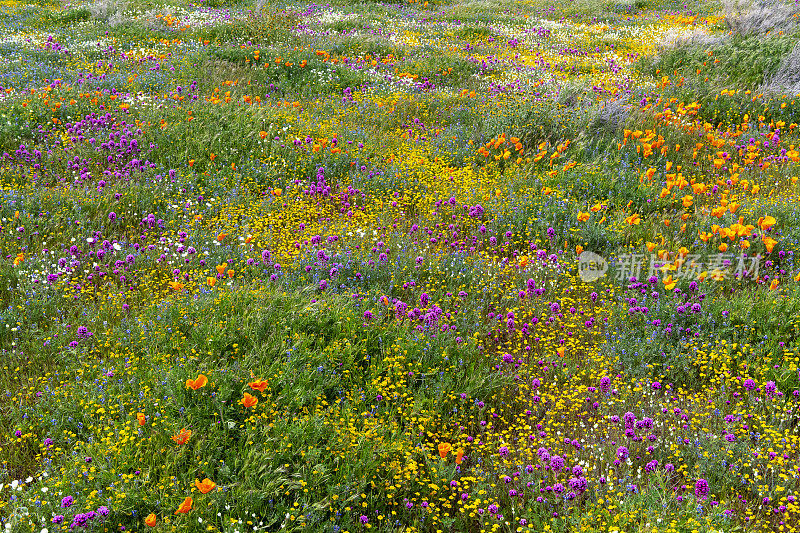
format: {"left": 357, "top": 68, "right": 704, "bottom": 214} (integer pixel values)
{"left": 1, "top": 0, "right": 799, "bottom": 531}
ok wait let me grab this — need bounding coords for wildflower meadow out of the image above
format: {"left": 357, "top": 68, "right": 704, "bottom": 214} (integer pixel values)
{"left": 1, "top": 0, "right": 799, "bottom": 531}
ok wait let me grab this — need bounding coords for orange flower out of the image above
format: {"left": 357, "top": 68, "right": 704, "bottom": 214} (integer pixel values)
{"left": 556, "top": 347, "right": 565, "bottom": 357}
{"left": 216, "top": 263, "right": 228, "bottom": 275}
{"left": 171, "top": 428, "right": 192, "bottom": 445}
{"left": 206, "top": 277, "right": 217, "bottom": 287}
{"left": 758, "top": 216, "right": 776, "bottom": 231}
{"left": 455, "top": 449, "right": 464, "bottom": 464}
{"left": 186, "top": 374, "right": 208, "bottom": 390}
{"left": 769, "top": 278, "right": 779, "bottom": 291}
{"left": 175, "top": 496, "right": 193, "bottom": 514}
{"left": 145, "top": 513, "right": 157, "bottom": 527}
{"left": 577, "top": 211, "right": 590, "bottom": 222}
{"left": 718, "top": 243, "right": 728, "bottom": 252}
{"left": 763, "top": 236, "right": 777, "bottom": 253}
{"left": 248, "top": 379, "right": 269, "bottom": 393}
{"left": 195, "top": 478, "right": 216, "bottom": 494}
{"left": 137, "top": 412, "right": 146, "bottom": 426}
{"left": 13, "top": 253, "right": 24, "bottom": 266}
{"left": 663, "top": 275, "right": 677, "bottom": 291}
{"left": 437, "top": 442, "right": 452, "bottom": 458}
{"left": 242, "top": 393, "right": 258, "bottom": 408}
{"left": 227, "top": 270, "right": 234, "bottom": 278}
{"left": 169, "top": 281, "right": 185, "bottom": 292}
{"left": 624, "top": 213, "right": 641, "bottom": 226}
{"left": 575, "top": 245, "right": 584, "bottom": 256}
{"left": 272, "top": 188, "right": 282, "bottom": 197}
{"left": 216, "top": 232, "right": 227, "bottom": 242}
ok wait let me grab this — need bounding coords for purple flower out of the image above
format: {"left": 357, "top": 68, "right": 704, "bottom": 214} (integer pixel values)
{"left": 616, "top": 446, "right": 629, "bottom": 460}
{"left": 549, "top": 455, "right": 564, "bottom": 472}
{"left": 52, "top": 515, "right": 64, "bottom": 524}
{"left": 498, "top": 446, "right": 509, "bottom": 457}
{"left": 743, "top": 378, "right": 756, "bottom": 391}
{"left": 61, "top": 496, "right": 74, "bottom": 508}
{"left": 360, "top": 516, "right": 369, "bottom": 524}
{"left": 695, "top": 478, "right": 709, "bottom": 500}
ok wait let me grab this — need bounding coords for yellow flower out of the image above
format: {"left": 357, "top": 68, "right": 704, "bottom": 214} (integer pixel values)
{"left": 577, "top": 211, "right": 590, "bottom": 222}
{"left": 663, "top": 275, "right": 677, "bottom": 290}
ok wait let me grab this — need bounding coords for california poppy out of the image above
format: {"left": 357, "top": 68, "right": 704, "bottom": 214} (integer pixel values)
{"left": 207, "top": 277, "right": 217, "bottom": 287}
{"left": 248, "top": 379, "right": 269, "bottom": 393}
{"left": 455, "top": 449, "right": 464, "bottom": 464}
{"left": 169, "top": 281, "right": 185, "bottom": 292}
{"left": 438, "top": 442, "right": 452, "bottom": 458}
{"left": 145, "top": 513, "right": 157, "bottom": 527}
{"left": 186, "top": 374, "right": 208, "bottom": 390}
{"left": 242, "top": 393, "right": 258, "bottom": 408}
{"left": 624, "top": 213, "right": 641, "bottom": 226}
{"left": 171, "top": 428, "right": 192, "bottom": 445}
{"left": 174, "top": 496, "right": 193, "bottom": 514}
{"left": 216, "top": 263, "right": 228, "bottom": 275}
{"left": 195, "top": 478, "right": 216, "bottom": 494}
{"left": 137, "top": 412, "right": 146, "bottom": 426}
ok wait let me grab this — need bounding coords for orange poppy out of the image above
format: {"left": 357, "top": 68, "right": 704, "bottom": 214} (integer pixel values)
{"left": 216, "top": 263, "right": 228, "bottom": 275}
{"left": 169, "top": 281, "right": 185, "bottom": 292}
{"left": 455, "top": 449, "right": 464, "bottom": 465}
{"left": 186, "top": 374, "right": 208, "bottom": 390}
{"left": 624, "top": 213, "right": 641, "bottom": 226}
{"left": 137, "top": 412, "right": 146, "bottom": 426}
{"left": 195, "top": 478, "right": 216, "bottom": 494}
{"left": 227, "top": 270, "right": 234, "bottom": 278}
{"left": 248, "top": 379, "right": 269, "bottom": 393}
{"left": 207, "top": 277, "right": 217, "bottom": 287}
{"left": 216, "top": 232, "right": 227, "bottom": 242}
{"left": 242, "top": 393, "right": 258, "bottom": 408}
{"left": 171, "top": 428, "right": 192, "bottom": 445}
{"left": 758, "top": 216, "right": 776, "bottom": 231}
{"left": 145, "top": 513, "right": 157, "bottom": 527}
{"left": 174, "top": 496, "right": 193, "bottom": 514}
{"left": 437, "top": 442, "right": 452, "bottom": 458}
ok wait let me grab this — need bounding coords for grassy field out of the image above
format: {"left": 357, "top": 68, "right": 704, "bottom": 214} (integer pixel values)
{"left": 0, "top": 0, "right": 799, "bottom": 531}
